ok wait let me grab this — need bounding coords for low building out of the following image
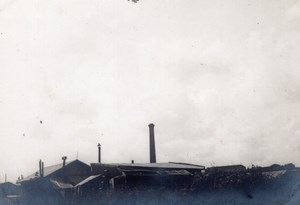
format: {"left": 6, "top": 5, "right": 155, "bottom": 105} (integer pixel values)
{"left": 87, "top": 162, "right": 205, "bottom": 194}
{"left": 0, "top": 182, "right": 20, "bottom": 197}
{"left": 0, "top": 182, "right": 21, "bottom": 205}
{"left": 18, "top": 159, "right": 91, "bottom": 204}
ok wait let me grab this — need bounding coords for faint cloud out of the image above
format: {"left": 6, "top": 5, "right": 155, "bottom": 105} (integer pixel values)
{"left": 0, "top": 0, "right": 17, "bottom": 12}
{"left": 287, "top": 0, "right": 300, "bottom": 20}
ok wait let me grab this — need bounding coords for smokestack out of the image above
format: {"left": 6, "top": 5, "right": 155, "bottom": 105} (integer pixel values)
{"left": 98, "top": 143, "right": 101, "bottom": 163}
{"left": 148, "top": 123, "right": 156, "bottom": 163}
{"left": 62, "top": 156, "right": 67, "bottom": 167}
{"left": 5, "top": 173, "right": 7, "bottom": 182}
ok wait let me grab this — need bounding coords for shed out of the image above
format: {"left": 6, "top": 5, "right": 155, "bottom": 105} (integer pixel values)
{"left": 0, "top": 182, "right": 21, "bottom": 197}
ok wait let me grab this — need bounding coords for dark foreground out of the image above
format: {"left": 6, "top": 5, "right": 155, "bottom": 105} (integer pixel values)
{"left": 1, "top": 168, "right": 300, "bottom": 205}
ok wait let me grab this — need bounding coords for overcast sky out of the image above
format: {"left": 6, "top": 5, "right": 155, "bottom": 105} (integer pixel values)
{"left": 0, "top": 0, "right": 300, "bottom": 182}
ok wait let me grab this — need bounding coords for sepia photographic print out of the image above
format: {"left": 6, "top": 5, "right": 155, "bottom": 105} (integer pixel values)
{"left": 0, "top": 0, "right": 300, "bottom": 204}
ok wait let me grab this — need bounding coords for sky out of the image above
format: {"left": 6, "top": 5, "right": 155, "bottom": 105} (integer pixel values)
{"left": 0, "top": 0, "right": 300, "bottom": 182}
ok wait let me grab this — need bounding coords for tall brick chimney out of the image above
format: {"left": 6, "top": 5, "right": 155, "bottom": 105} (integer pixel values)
{"left": 148, "top": 123, "right": 156, "bottom": 163}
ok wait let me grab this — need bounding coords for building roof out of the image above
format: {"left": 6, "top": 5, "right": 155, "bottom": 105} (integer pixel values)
{"left": 18, "top": 160, "right": 90, "bottom": 183}
{"left": 92, "top": 162, "right": 204, "bottom": 170}
{"left": 50, "top": 180, "right": 74, "bottom": 189}
{"left": 121, "top": 170, "right": 161, "bottom": 176}
{"left": 206, "top": 165, "right": 246, "bottom": 173}
{"left": 207, "top": 165, "right": 246, "bottom": 169}
{"left": 0, "top": 182, "right": 19, "bottom": 187}
{"left": 164, "top": 170, "right": 192, "bottom": 176}
{"left": 120, "top": 169, "right": 193, "bottom": 176}
{"left": 75, "top": 175, "right": 101, "bottom": 187}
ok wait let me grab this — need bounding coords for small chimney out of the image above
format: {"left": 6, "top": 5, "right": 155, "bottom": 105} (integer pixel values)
{"left": 39, "top": 160, "right": 42, "bottom": 176}
{"left": 131, "top": 160, "right": 134, "bottom": 164}
{"left": 41, "top": 162, "right": 44, "bottom": 177}
{"left": 98, "top": 143, "right": 101, "bottom": 163}
{"left": 5, "top": 173, "right": 7, "bottom": 182}
{"left": 148, "top": 123, "right": 156, "bottom": 163}
{"left": 62, "top": 156, "right": 67, "bottom": 167}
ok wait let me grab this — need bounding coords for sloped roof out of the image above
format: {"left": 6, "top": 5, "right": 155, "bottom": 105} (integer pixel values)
{"left": 50, "top": 180, "right": 73, "bottom": 189}
{"left": 75, "top": 175, "right": 101, "bottom": 187}
{"left": 18, "top": 160, "right": 90, "bottom": 183}
{"left": 67, "top": 175, "right": 89, "bottom": 185}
